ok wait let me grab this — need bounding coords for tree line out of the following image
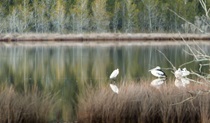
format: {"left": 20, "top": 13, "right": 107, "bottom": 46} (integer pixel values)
{"left": 0, "top": 0, "right": 209, "bottom": 33}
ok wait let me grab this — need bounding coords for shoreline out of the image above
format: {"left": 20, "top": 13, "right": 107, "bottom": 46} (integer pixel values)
{"left": 1, "top": 40, "right": 210, "bottom": 47}
{"left": 0, "top": 33, "right": 209, "bottom": 42}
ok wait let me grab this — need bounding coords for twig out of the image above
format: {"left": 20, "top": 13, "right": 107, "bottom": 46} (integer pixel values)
{"left": 168, "top": 8, "right": 204, "bottom": 33}
{"left": 180, "top": 34, "right": 210, "bottom": 61}
{"left": 179, "top": 60, "right": 195, "bottom": 68}
{"left": 183, "top": 49, "right": 196, "bottom": 57}
{"left": 199, "top": 63, "right": 210, "bottom": 72}
{"left": 199, "top": 64, "right": 202, "bottom": 72}
{"left": 180, "top": 35, "right": 198, "bottom": 60}
{"left": 199, "top": 0, "right": 210, "bottom": 20}
{"left": 187, "top": 78, "right": 206, "bottom": 85}
{"left": 170, "top": 90, "right": 210, "bottom": 106}
{"left": 170, "top": 93, "right": 199, "bottom": 106}
{"left": 190, "top": 71, "right": 210, "bottom": 83}
{"left": 157, "top": 50, "right": 176, "bottom": 71}
{"left": 194, "top": 40, "right": 207, "bottom": 55}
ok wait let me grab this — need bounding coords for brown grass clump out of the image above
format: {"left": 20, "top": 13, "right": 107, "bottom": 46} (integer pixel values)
{"left": 0, "top": 86, "right": 56, "bottom": 123}
{"left": 77, "top": 82, "right": 210, "bottom": 123}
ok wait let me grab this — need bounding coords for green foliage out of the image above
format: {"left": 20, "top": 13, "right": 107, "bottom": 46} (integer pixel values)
{"left": 70, "top": 0, "right": 90, "bottom": 33}
{"left": 51, "top": 0, "right": 68, "bottom": 33}
{"left": 124, "top": 0, "right": 139, "bottom": 32}
{"left": 91, "top": 0, "right": 110, "bottom": 32}
{"left": 0, "top": 0, "right": 208, "bottom": 33}
{"left": 110, "top": 0, "right": 120, "bottom": 32}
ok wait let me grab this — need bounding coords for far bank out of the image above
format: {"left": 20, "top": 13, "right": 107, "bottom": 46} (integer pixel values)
{"left": 0, "top": 33, "right": 209, "bottom": 42}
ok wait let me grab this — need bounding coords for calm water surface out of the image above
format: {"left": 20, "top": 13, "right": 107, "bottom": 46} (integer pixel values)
{"left": 0, "top": 41, "right": 209, "bottom": 121}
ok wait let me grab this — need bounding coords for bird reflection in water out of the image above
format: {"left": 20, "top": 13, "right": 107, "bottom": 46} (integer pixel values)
{"left": 150, "top": 78, "right": 166, "bottom": 89}
{"left": 175, "top": 77, "right": 190, "bottom": 88}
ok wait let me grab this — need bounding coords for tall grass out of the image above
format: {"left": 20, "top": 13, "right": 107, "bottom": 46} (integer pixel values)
{"left": 0, "top": 86, "right": 56, "bottom": 123}
{"left": 77, "top": 82, "right": 210, "bottom": 123}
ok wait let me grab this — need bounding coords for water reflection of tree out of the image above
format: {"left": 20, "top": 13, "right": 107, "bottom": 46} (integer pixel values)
{"left": 0, "top": 44, "right": 209, "bottom": 121}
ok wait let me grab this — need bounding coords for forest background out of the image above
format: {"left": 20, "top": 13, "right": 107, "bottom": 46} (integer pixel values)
{"left": 0, "top": 0, "right": 209, "bottom": 34}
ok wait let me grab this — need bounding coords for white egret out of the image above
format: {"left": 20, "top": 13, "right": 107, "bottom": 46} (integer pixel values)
{"left": 182, "top": 68, "right": 190, "bottom": 77}
{"left": 109, "top": 84, "right": 119, "bottom": 94}
{"left": 150, "top": 78, "right": 166, "bottom": 88}
{"left": 109, "top": 68, "right": 119, "bottom": 79}
{"left": 149, "top": 66, "right": 167, "bottom": 78}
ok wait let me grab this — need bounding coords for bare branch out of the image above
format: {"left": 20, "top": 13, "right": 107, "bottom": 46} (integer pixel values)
{"left": 171, "top": 90, "right": 210, "bottom": 106}
{"left": 180, "top": 34, "right": 210, "bottom": 61}
{"left": 187, "top": 78, "right": 206, "bottom": 85}
{"left": 179, "top": 34, "right": 199, "bottom": 60}
{"left": 199, "top": 0, "right": 210, "bottom": 20}
{"left": 190, "top": 71, "right": 210, "bottom": 83}
{"left": 170, "top": 93, "right": 199, "bottom": 106}
{"left": 179, "top": 60, "right": 195, "bottom": 68}
{"left": 168, "top": 8, "right": 204, "bottom": 33}
{"left": 157, "top": 50, "right": 176, "bottom": 71}
{"left": 194, "top": 41, "right": 207, "bottom": 55}
{"left": 199, "top": 64, "right": 202, "bottom": 72}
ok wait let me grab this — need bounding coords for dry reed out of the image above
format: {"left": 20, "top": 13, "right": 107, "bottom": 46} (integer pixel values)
{"left": 0, "top": 86, "right": 56, "bottom": 123}
{"left": 77, "top": 82, "right": 210, "bottom": 123}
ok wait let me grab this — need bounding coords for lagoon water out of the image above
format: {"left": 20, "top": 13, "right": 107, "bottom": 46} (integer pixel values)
{"left": 0, "top": 41, "right": 209, "bottom": 121}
